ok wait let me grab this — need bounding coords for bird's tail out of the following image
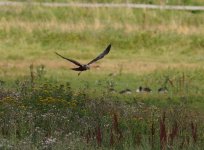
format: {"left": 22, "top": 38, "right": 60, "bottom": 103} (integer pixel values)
{"left": 70, "top": 68, "right": 82, "bottom": 76}
{"left": 71, "top": 67, "right": 82, "bottom": 71}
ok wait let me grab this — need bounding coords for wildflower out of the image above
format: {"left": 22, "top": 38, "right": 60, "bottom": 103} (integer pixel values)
{"left": 1, "top": 97, "right": 18, "bottom": 106}
{"left": 44, "top": 137, "right": 56, "bottom": 145}
{"left": 69, "top": 100, "right": 77, "bottom": 108}
{"left": 39, "top": 97, "right": 69, "bottom": 106}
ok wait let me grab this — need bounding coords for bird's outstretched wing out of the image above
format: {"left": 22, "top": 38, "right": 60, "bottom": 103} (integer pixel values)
{"left": 87, "top": 44, "right": 111, "bottom": 65}
{"left": 55, "top": 52, "right": 82, "bottom": 67}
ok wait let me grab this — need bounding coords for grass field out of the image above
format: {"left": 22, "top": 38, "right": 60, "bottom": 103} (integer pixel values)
{"left": 0, "top": 4, "right": 204, "bottom": 149}
{"left": 1, "top": 0, "right": 204, "bottom": 6}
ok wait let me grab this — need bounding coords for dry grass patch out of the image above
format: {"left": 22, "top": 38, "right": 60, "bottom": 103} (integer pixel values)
{"left": 0, "top": 59, "right": 203, "bottom": 77}
{"left": 0, "top": 19, "right": 204, "bottom": 35}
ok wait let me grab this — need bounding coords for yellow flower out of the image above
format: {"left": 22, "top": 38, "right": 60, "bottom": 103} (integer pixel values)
{"left": 1, "top": 97, "right": 17, "bottom": 105}
{"left": 69, "top": 99, "right": 77, "bottom": 108}
{"left": 39, "top": 97, "right": 69, "bottom": 106}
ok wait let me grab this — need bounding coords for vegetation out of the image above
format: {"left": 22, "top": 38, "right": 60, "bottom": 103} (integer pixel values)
{"left": 0, "top": 4, "right": 204, "bottom": 149}
{"left": 2, "top": 0, "right": 204, "bottom": 6}
{"left": 0, "top": 69, "right": 204, "bottom": 149}
{"left": 0, "top": 5, "right": 204, "bottom": 77}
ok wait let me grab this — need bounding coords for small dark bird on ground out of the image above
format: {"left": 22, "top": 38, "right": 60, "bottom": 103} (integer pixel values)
{"left": 158, "top": 76, "right": 169, "bottom": 93}
{"left": 136, "top": 86, "right": 152, "bottom": 93}
{"left": 55, "top": 44, "right": 111, "bottom": 75}
{"left": 158, "top": 87, "right": 168, "bottom": 93}
{"left": 119, "top": 88, "right": 132, "bottom": 94}
{"left": 143, "top": 87, "right": 152, "bottom": 92}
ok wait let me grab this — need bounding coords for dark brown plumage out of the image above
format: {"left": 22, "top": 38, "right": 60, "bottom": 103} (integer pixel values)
{"left": 136, "top": 86, "right": 152, "bottom": 93}
{"left": 55, "top": 44, "right": 111, "bottom": 75}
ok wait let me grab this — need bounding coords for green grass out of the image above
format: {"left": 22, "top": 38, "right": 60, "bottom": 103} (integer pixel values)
{"left": 0, "top": 74, "right": 204, "bottom": 149}
{"left": 2, "top": 0, "right": 204, "bottom": 6}
{"left": 0, "top": 5, "right": 204, "bottom": 92}
{"left": 0, "top": 6, "right": 204, "bottom": 70}
{"left": 0, "top": 4, "right": 204, "bottom": 149}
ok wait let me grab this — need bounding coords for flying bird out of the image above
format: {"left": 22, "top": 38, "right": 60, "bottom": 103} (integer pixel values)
{"left": 55, "top": 44, "right": 111, "bottom": 75}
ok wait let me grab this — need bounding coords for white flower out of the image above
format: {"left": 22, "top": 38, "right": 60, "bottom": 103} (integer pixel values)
{"left": 44, "top": 137, "right": 57, "bottom": 145}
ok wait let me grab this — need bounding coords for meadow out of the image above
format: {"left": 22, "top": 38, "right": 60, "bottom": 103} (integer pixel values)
{"left": 0, "top": 3, "right": 204, "bottom": 149}
{"left": 1, "top": 0, "right": 204, "bottom": 6}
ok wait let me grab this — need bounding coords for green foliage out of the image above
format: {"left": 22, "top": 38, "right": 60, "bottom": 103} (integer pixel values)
{"left": 4, "top": 0, "right": 204, "bottom": 5}
{"left": 0, "top": 66, "right": 204, "bottom": 148}
{"left": 0, "top": 6, "right": 204, "bottom": 62}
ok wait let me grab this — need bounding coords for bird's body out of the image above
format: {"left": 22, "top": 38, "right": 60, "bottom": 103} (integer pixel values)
{"left": 55, "top": 44, "right": 111, "bottom": 75}
{"left": 158, "top": 87, "right": 168, "bottom": 93}
{"left": 71, "top": 65, "right": 90, "bottom": 75}
{"left": 143, "top": 87, "right": 152, "bottom": 92}
{"left": 71, "top": 65, "right": 90, "bottom": 71}
{"left": 119, "top": 88, "right": 132, "bottom": 94}
{"left": 136, "top": 86, "right": 152, "bottom": 93}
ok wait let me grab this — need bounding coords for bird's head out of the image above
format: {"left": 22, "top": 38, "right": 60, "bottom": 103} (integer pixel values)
{"left": 84, "top": 64, "right": 90, "bottom": 70}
